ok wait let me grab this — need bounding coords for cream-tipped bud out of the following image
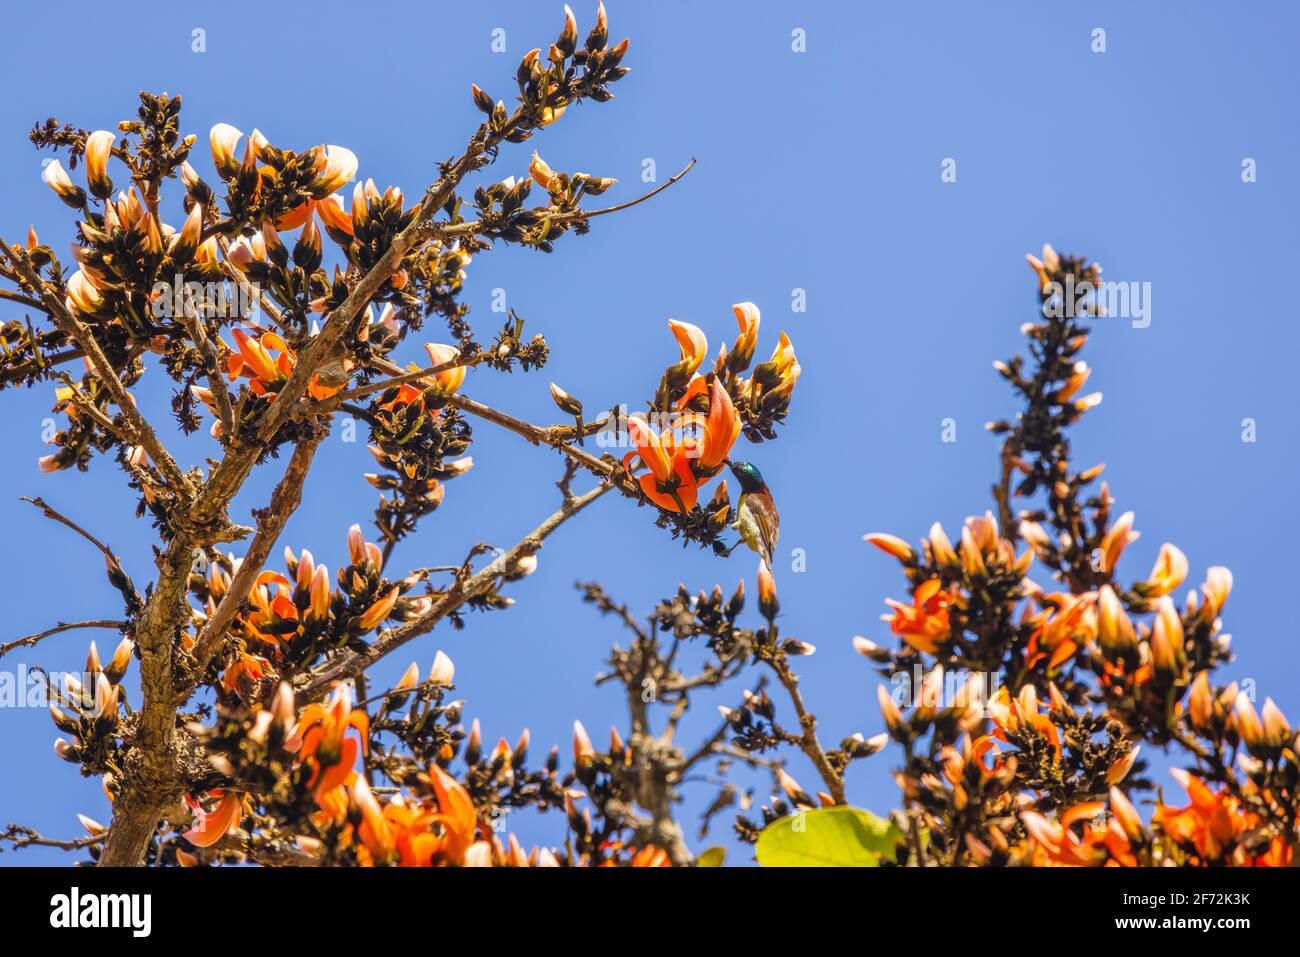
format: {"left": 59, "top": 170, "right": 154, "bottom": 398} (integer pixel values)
{"left": 84, "top": 130, "right": 116, "bottom": 200}
{"left": 429, "top": 649, "right": 455, "bottom": 686}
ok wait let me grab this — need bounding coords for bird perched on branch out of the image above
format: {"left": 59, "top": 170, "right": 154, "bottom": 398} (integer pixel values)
{"left": 727, "top": 460, "right": 778, "bottom": 570}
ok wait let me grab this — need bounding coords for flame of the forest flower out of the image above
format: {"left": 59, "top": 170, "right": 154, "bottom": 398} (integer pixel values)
{"left": 309, "top": 145, "right": 358, "bottom": 198}
{"left": 728, "top": 302, "right": 761, "bottom": 372}
{"left": 667, "top": 320, "right": 708, "bottom": 377}
{"left": 529, "top": 150, "right": 556, "bottom": 191}
{"left": 691, "top": 378, "right": 741, "bottom": 472}
{"left": 84, "top": 130, "right": 116, "bottom": 198}
{"left": 864, "top": 532, "right": 914, "bottom": 563}
{"left": 183, "top": 791, "right": 244, "bottom": 848}
{"left": 424, "top": 343, "right": 466, "bottom": 394}
{"left": 1134, "top": 543, "right": 1188, "bottom": 598}
{"left": 1098, "top": 511, "right": 1138, "bottom": 573}
{"left": 210, "top": 123, "right": 244, "bottom": 176}
{"left": 429, "top": 650, "right": 455, "bottom": 686}
{"left": 296, "top": 684, "right": 369, "bottom": 799}
{"left": 882, "top": 578, "right": 951, "bottom": 655}
{"left": 624, "top": 415, "right": 698, "bottom": 513}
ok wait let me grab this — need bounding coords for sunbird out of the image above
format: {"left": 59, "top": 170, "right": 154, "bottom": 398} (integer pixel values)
{"left": 727, "top": 460, "right": 779, "bottom": 569}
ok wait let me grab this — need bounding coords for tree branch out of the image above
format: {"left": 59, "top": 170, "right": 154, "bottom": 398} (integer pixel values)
{"left": 0, "top": 244, "right": 191, "bottom": 496}
{"left": 0, "top": 619, "right": 126, "bottom": 660}
{"left": 190, "top": 424, "right": 329, "bottom": 677}
{"left": 295, "top": 481, "right": 613, "bottom": 701}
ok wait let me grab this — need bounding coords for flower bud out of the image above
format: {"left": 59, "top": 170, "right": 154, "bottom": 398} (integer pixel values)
{"left": 429, "top": 649, "right": 455, "bottom": 686}
{"left": 42, "top": 159, "right": 86, "bottom": 208}
{"left": 1097, "top": 585, "right": 1137, "bottom": 662}
{"left": 878, "top": 684, "right": 905, "bottom": 740}
{"left": 424, "top": 343, "right": 466, "bottom": 395}
{"left": 728, "top": 302, "right": 760, "bottom": 374}
{"left": 572, "top": 719, "right": 594, "bottom": 764}
{"left": 1108, "top": 786, "right": 1145, "bottom": 843}
{"left": 293, "top": 215, "right": 322, "bottom": 273}
{"left": 470, "top": 83, "right": 495, "bottom": 114}
{"left": 556, "top": 4, "right": 578, "bottom": 55}
{"left": 103, "top": 637, "right": 134, "bottom": 685}
{"left": 529, "top": 151, "right": 557, "bottom": 192}
{"left": 309, "top": 145, "right": 358, "bottom": 199}
{"left": 864, "top": 532, "right": 914, "bottom": 563}
{"left": 308, "top": 564, "right": 331, "bottom": 622}
{"left": 84, "top": 130, "right": 116, "bottom": 200}
{"left": 549, "top": 382, "right": 583, "bottom": 417}
{"left": 210, "top": 123, "right": 244, "bottom": 179}
{"left": 927, "top": 522, "right": 958, "bottom": 567}
{"left": 1105, "top": 744, "right": 1140, "bottom": 785}
{"left": 1148, "top": 597, "right": 1184, "bottom": 676}
{"left": 1235, "top": 694, "right": 1265, "bottom": 755}
{"left": 394, "top": 662, "right": 420, "bottom": 693}
{"left": 1261, "top": 698, "right": 1291, "bottom": 750}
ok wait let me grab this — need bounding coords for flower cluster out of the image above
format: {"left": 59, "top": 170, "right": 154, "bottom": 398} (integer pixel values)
{"left": 48, "top": 636, "right": 135, "bottom": 775}
{"left": 852, "top": 245, "right": 1299, "bottom": 866}
{"left": 192, "top": 524, "right": 433, "bottom": 699}
{"left": 602, "top": 304, "right": 797, "bottom": 557}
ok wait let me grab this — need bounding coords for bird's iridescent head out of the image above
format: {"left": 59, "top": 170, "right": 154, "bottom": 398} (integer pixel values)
{"left": 727, "top": 459, "right": 766, "bottom": 493}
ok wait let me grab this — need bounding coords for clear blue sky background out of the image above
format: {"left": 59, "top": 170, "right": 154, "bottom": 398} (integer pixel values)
{"left": 2, "top": 1, "right": 1297, "bottom": 865}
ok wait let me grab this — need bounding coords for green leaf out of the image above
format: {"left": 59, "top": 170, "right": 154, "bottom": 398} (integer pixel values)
{"left": 695, "top": 846, "right": 726, "bottom": 867}
{"left": 756, "top": 807, "right": 902, "bottom": 867}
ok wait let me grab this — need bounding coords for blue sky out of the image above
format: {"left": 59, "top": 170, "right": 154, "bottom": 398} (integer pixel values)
{"left": 2, "top": 0, "right": 1298, "bottom": 865}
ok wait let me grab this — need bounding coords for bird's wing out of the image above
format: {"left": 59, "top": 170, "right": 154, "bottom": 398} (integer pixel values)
{"left": 749, "top": 490, "right": 779, "bottom": 566}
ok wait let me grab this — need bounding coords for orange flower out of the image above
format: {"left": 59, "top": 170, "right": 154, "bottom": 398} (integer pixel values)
{"left": 667, "top": 320, "right": 708, "bottom": 377}
{"left": 624, "top": 415, "right": 700, "bottom": 513}
{"left": 864, "top": 532, "right": 915, "bottom": 563}
{"left": 728, "top": 301, "right": 760, "bottom": 372}
{"left": 1097, "top": 511, "right": 1138, "bottom": 573}
{"left": 678, "top": 377, "right": 741, "bottom": 476}
{"left": 528, "top": 150, "right": 557, "bottom": 192}
{"left": 1023, "top": 592, "right": 1096, "bottom": 670}
{"left": 423, "top": 343, "right": 467, "bottom": 395}
{"left": 1020, "top": 800, "right": 1136, "bottom": 867}
{"left": 988, "top": 685, "right": 1061, "bottom": 759}
{"left": 630, "top": 845, "right": 671, "bottom": 867}
{"left": 348, "top": 764, "right": 480, "bottom": 867}
{"left": 276, "top": 193, "right": 354, "bottom": 237}
{"left": 1148, "top": 768, "right": 1281, "bottom": 864}
{"left": 220, "top": 651, "right": 274, "bottom": 695}
{"left": 349, "top": 771, "right": 484, "bottom": 868}
{"left": 225, "top": 327, "right": 345, "bottom": 401}
{"left": 743, "top": 330, "right": 800, "bottom": 405}
{"left": 351, "top": 776, "right": 396, "bottom": 863}
{"left": 295, "top": 684, "right": 369, "bottom": 799}
{"left": 425, "top": 763, "right": 479, "bottom": 865}
{"left": 881, "top": 578, "right": 951, "bottom": 654}
{"left": 595, "top": 841, "right": 672, "bottom": 867}
{"left": 183, "top": 790, "right": 245, "bottom": 848}
{"left": 1133, "top": 543, "right": 1188, "bottom": 598}
{"left": 274, "top": 144, "right": 358, "bottom": 230}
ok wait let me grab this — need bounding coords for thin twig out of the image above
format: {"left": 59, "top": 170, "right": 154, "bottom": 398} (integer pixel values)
{"left": 0, "top": 619, "right": 126, "bottom": 660}
{"left": 770, "top": 656, "right": 846, "bottom": 805}
{"left": 436, "top": 158, "right": 697, "bottom": 241}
